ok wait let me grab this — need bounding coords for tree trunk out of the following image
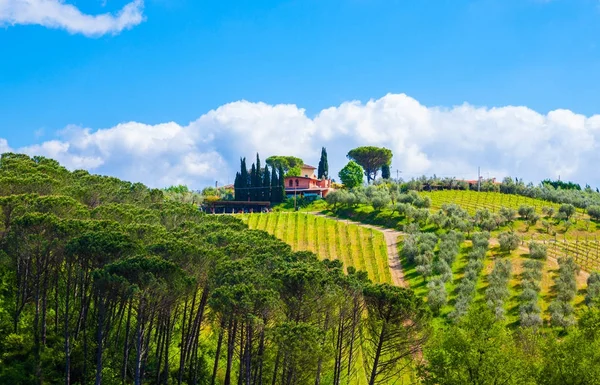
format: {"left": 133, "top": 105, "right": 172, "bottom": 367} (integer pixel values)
{"left": 64, "top": 261, "right": 71, "bottom": 385}
{"left": 122, "top": 299, "right": 133, "bottom": 384}
{"left": 368, "top": 323, "right": 387, "bottom": 385}
{"left": 224, "top": 318, "right": 238, "bottom": 385}
{"left": 95, "top": 295, "right": 105, "bottom": 385}
{"left": 210, "top": 317, "right": 227, "bottom": 385}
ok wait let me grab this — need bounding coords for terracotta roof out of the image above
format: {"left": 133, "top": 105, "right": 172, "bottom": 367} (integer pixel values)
{"left": 301, "top": 164, "right": 316, "bottom": 169}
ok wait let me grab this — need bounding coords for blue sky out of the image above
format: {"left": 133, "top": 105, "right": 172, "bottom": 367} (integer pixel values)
{"left": 2, "top": 0, "right": 600, "bottom": 188}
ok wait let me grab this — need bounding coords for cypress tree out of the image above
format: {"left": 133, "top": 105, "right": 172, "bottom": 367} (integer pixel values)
{"left": 250, "top": 163, "right": 257, "bottom": 201}
{"left": 270, "top": 166, "right": 278, "bottom": 203}
{"left": 240, "top": 158, "right": 249, "bottom": 201}
{"left": 278, "top": 165, "right": 286, "bottom": 203}
{"left": 263, "top": 165, "right": 271, "bottom": 202}
{"left": 381, "top": 164, "right": 391, "bottom": 180}
{"left": 318, "top": 147, "right": 329, "bottom": 179}
{"left": 234, "top": 172, "right": 241, "bottom": 201}
{"left": 255, "top": 153, "right": 262, "bottom": 200}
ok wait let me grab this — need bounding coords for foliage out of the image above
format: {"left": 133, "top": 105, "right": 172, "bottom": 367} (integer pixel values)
{"left": 317, "top": 147, "right": 329, "bottom": 179}
{"left": 347, "top": 147, "right": 393, "bottom": 184}
{"left": 587, "top": 205, "right": 600, "bottom": 221}
{"left": 421, "top": 305, "right": 530, "bottom": 385}
{"left": 528, "top": 242, "right": 548, "bottom": 260}
{"left": 498, "top": 231, "right": 520, "bottom": 253}
{"left": 339, "top": 161, "right": 364, "bottom": 189}
{"left": 549, "top": 257, "right": 579, "bottom": 328}
{"left": 265, "top": 155, "right": 304, "bottom": 174}
{"left": 0, "top": 153, "right": 422, "bottom": 385}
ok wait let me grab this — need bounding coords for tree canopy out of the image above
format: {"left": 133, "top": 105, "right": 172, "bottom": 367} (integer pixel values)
{"left": 347, "top": 147, "right": 393, "bottom": 184}
{"left": 339, "top": 161, "right": 364, "bottom": 189}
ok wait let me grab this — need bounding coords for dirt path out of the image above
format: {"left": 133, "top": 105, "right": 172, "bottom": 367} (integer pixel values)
{"left": 309, "top": 212, "right": 406, "bottom": 287}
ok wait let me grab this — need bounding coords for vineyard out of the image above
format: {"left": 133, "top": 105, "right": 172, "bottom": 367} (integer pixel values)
{"left": 243, "top": 212, "right": 393, "bottom": 284}
{"left": 422, "top": 190, "right": 585, "bottom": 217}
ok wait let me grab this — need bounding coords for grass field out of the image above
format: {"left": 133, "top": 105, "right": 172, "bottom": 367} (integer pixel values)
{"left": 243, "top": 212, "right": 393, "bottom": 285}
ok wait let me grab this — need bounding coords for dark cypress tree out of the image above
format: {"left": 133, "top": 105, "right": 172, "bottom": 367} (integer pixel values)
{"left": 381, "top": 164, "right": 391, "bottom": 180}
{"left": 250, "top": 163, "right": 257, "bottom": 201}
{"left": 278, "top": 166, "right": 286, "bottom": 203}
{"left": 234, "top": 172, "right": 241, "bottom": 201}
{"left": 263, "top": 165, "right": 271, "bottom": 202}
{"left": 255, "top": 154, "right": 262, "bottom": 200}
{"left": 240, "top": 158, "right": 249, "bottom": 201}
{"left": 317, "top": 147, "right": 329, "bottom": 179}
{"left": 270, "top": 166, "right": 278, "bottom": 203}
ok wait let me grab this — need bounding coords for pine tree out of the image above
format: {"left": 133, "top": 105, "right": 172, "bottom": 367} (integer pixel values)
{"left": 318, "top": 147, "right": 329, "bottom": 179}
{"left": 270, "top": 165, "right": 278, "bottom": 203}
{"left": 263, "top": 165, "right": 271, "bottom": 202}
{"left": 255, "top": 153, "right": 262, "bottom": 200}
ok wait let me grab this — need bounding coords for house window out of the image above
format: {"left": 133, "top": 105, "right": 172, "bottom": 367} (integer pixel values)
{"left": 295, "top": 179, "right": 299, "bottom": 187}
{"left": 289, "top": 180, "right": 293, "bottom": 187}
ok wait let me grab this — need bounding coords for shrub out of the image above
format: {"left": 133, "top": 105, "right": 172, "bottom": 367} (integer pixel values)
{"left": 499, "top": 206, "right": 517, "bottom": 224}
{"left": 559, "top": 203, "right": 576, "bottom": 220}
{"left": 498, "top": 231, "right": 520, "bottom": 253}
{"left": 542, "top": 206, "right": 555, "bottom": 218}
{"left": 471, "top": 232, "right": 490, "bottom": 250}
{"left": 587, "top": 205, "right": 600, "bottom": 221}
{"left": 586, "top": 272, "right": 600, "bottom": 307}
{"left": 518, "top": 205, "right": 536, "bottom": 220}
{"left": 427, "top": 278, "right": 447, "bottom": 314}
{"left": 528, "top": 242, "right": 547, "bottom": 260}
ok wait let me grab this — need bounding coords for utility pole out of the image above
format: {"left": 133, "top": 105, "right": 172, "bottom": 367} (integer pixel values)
{"left": 477, "top": 167, "right": 481, "bottom": 192}
{"left": 294, "top": 186, "right": 297, "bottom": 211}
{"left": 396, "top": 169, "right": 401, "bottom": 182}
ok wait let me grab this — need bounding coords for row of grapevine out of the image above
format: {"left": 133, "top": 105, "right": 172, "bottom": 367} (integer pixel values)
{"left": 244, "top": 213, "right": 393, "bottom": 284}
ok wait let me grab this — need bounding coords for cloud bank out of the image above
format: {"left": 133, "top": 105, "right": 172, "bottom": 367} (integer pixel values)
{"left": 0, "top": 0, "right": 144, "bottom": 36}
{"left": 4, "top": 93, "right": 600, "bottom": 189}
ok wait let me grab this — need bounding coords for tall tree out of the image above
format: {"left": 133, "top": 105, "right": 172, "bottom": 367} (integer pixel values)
{"left": 255, "top": 154, "right": 262, "bottom": 201}
{"left": 362, "top": 284, "right": 430, "bottom": 385}
{"left": 240, "top": 158, "right": 249, "bottom": 201}
{"left": 270, "top": 165, "right": 279, "bottom": 203}
{"left": 317, "top": 147, "right": 329, "bottom": 179}
{"left": 421, "top": 305, "right": 530, "bottom": 385}
{"left": 347, "top": 147, "right": 393, "bottom": 184}
{"left": 381, "top": 164, "right": 391, "bottom": 180}
{"left": 278, "top": 166, "right": 286, "bottom": 203}
{"left": 250, "top": 163, "right": 257, "bottom": 201}
{"left": 265, "top": 156, "right": 303, "bottom": 175}
{"left": 262, "top": 165, "right": 271, "bottom": 202}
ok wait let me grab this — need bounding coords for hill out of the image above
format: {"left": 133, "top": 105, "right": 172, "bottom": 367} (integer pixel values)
{"left": 243, "top": 212, "right": 394, "bottom": 284}
{"left": 0, "top": 153, "right": 426, "bottom": 385}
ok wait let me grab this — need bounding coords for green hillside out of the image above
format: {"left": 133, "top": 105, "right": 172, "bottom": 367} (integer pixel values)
{"left": 243, "top": 212, "right": 393, "bottom": 284}
{"left": 0, "top": 154, "right": 425, "bottom": 385}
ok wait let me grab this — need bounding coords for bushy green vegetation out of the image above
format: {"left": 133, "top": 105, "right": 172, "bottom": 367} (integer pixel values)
{"left": 0, "top": 153, "right": 427, "bottom": 385}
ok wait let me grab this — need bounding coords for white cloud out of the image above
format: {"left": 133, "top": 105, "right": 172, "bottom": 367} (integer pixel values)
{"left": 4, "top": 93, "right": 600, "bottom": 189}
{"left": 0, "top": 0, "right": 144, "bottom": 36}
